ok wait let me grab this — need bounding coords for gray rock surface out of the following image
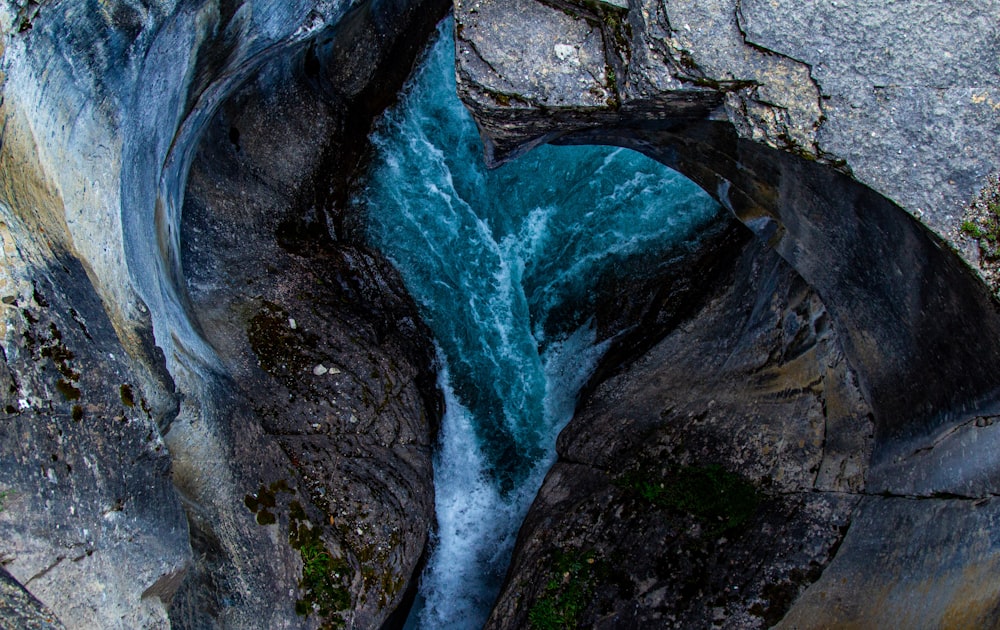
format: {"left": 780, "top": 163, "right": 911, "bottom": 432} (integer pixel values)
{"left": 0, "top": 224, "right": 189, "bottom": 628}
{"left": 487, "top": 237, "right": 872, "bottom": 629}
{"left": 491, "top": 121, "right": 1000, "bottom": 627}
{"left": 778, "top": 495, "right": 1000, "bottom": 629}
{"left": 170, "top": 36, "right": 445, "bottom": 623}
{"left": 1, "top": 0, "right": 446, "bottom": 627}
{"left": 738, "top": 0, "right": 1000, "bottom": 241}
{"left": 0, "top": 566, "right": 65, "bottom": 629}
{"left": 455, "top": 0, "right": 1000, "bottom": 272}
{"left": 3, "top": 0, "right": 1000, "bottom": 627}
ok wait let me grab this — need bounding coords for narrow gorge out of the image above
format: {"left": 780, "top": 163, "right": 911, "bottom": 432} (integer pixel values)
{"left": 1, "top": 1, "right": 999, "bottom": 629}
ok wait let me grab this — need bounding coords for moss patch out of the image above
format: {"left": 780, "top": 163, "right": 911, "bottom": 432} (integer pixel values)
{"left": 289, "top": 502, "right": 352, "bottom": 628}
{"left": 962, "top": 179, "right": 1000, "bottom": 260}
{"left": 959, "top": 175, "right": 1000, "bottom": 294}
{"left": 244, "top": 481, "right": 352, "bottom": 628}
{"left": 619, "top": 464, "right": 760, "bottom": 537}
{"left": 528, "top": 548, "right": 600, "bottom": 630}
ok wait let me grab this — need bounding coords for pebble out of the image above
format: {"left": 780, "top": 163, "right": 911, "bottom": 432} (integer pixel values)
{"left": 313, "top": 363, "right": 342, "bottom": 376}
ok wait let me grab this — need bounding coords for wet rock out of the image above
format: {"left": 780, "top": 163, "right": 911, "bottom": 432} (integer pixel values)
{"left": 168, "top": 2, "right": 447, "bottom": 625}
{"left": 487, "top": 239, "right": 872, "bottom": 629}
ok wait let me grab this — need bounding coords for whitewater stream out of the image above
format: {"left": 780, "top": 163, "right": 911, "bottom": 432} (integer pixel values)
{"left": 352, "top": 18, "right": 721, "bottom": 629}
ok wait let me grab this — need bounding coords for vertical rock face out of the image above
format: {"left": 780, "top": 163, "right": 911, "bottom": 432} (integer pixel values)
{"left": 1, "top": 0, "right": 446, "bottom": 627}
{"left": 0, "top": 224, "right": 189, "bottom": 629}
{"left": 455, "top": 0, "right": 1000, "bottom": 262}
{"left": 171, "top": 9, "right": 447, "bottom": 620}
{"left": 3, "top": 0, "right": 999, "bottom": 627}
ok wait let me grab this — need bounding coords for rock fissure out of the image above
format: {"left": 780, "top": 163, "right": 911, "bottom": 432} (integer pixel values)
{"left": 22, "top": 556, "right": 65, "bottom": 588}
{"left": 907, "top": 414, "right": 1000, "bottom": 459}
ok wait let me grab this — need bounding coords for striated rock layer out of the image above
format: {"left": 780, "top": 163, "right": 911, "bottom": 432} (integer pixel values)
{"left": 1, "top": 0, "right": 446, "bottom": 628}
{"left": 488, "top": 237, "right": 872, "bottom": 629}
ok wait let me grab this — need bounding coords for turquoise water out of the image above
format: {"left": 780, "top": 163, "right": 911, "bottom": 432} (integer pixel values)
{"left": 353, "top": 18, "right": 721, "bottom": 629}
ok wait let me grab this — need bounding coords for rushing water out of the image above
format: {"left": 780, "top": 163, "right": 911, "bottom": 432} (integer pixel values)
{"left": 352, "top": 18, "right": 721, "bottom": 629}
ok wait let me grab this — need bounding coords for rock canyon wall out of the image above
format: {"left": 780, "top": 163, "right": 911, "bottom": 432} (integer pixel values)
{"left": 1, "top": 0, "right": 999, "bottom": 628}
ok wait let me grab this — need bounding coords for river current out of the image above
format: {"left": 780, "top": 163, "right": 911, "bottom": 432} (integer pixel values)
{"left": 352, "top": 18, "right": 720, "bottom": 629}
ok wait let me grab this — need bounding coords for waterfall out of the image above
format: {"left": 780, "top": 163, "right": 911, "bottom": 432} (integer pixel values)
{"left": 351, "top": 17, "right": 720, "bottom": 629}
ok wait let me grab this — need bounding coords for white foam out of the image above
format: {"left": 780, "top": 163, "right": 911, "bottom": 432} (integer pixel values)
{"left": 360, "top": 17, "right": 721, "bottom": 629}
{"left": 414, "top": 364, "right": 529, "bottom": 630}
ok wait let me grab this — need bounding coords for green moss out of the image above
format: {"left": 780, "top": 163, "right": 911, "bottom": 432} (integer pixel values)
{"left": 528, "top": 548, "right": 599, "bottom": 630}
{"left": 599, "top": 6, "right": 631, "bottom": 58}
{"left": 961, "top": 220, "right": 985, "bottom": 238}
{"left": 244, "top": 482, "right": 351, "bottom": 628}
{"left": 963, "top": 182, "right": 1000, "bottom": 260}
{"left": 619, "top": 464, "right": 760, "bottom": 537}
{"left": 290, "top": 520, "right": 352, "bottom": 628}
{"left": 299, "top": 537, "right": 350, "bottom": 610}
